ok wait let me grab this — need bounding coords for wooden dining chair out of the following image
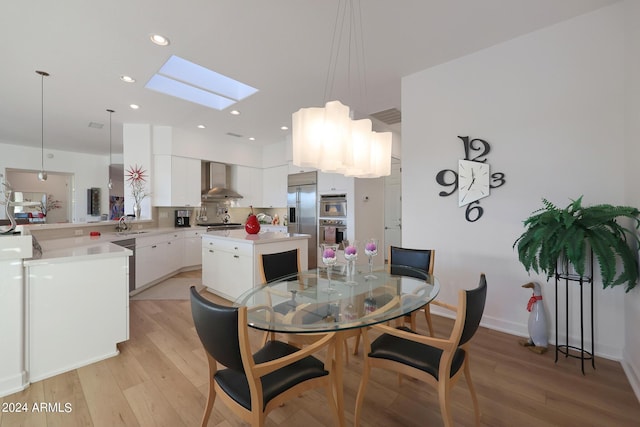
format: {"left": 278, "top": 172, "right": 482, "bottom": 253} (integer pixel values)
{"left": 259, "top": 249, "right": 301, "bottom": 284}
{"left": 259, "top": 249, "right": 359, "bottom": 362}
{"left": 189, "top": 287, "right": 340, "bottom": 427}
{"left": 354, "top": 274, "right": 487, "bottom": 427}
{"left": 388, "top": 246, "right": 435, "bottom": 335}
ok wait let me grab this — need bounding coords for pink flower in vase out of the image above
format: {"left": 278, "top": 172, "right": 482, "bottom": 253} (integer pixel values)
{"left": 323, "top": 248, "right": 336, "bottom": 259}
{"left": 344, "top": 245, "right": 357, "bottom": 261}
{"left": 365, "top": 241, "right": 377, "bottom": 256}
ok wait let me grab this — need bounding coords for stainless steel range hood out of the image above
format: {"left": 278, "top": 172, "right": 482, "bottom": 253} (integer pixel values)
{"left": 201, "top": 162, "right": 243, "bottom": 201}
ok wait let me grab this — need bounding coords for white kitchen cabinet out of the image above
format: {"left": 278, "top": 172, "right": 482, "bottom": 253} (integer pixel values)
{"left": 0, "top": 236, "right": 31, "bottom": 397}
{"left": 262, "top": 165, "right": 288, "bottom": 207}
{"left": 231, "top": 165, "right": 263, "bottom": 208}
{"left": 153, "top": 155, "right": 201, "bottom": 207}
{"left": 135, "top": 231, "right": 184, "bottom": 288}
{"left": 201, "top": 231, "right": 310, "bottom": 301}
{"left": 288, "top": 162, "right": 316, "bottom": 175}
{"left": 201, "top": 238, "right": 252, "bottom": 300}
{"left": 318, "top": 171, "right": 353, "bottom": 194}
{"left": 183, "top": 228, "right": 204, "bottom": 267}
{"left": 26, "top": 254, "right": 129, "bottom": 383}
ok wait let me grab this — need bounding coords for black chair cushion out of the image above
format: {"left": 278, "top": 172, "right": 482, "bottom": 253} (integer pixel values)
{"left": 368, "top": 327, "right": 466, "bottom": 380}
{"left": 215, "top": 340, "right": 329, "bottom": 410}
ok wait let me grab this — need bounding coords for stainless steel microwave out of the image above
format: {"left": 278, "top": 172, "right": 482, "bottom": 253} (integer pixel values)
{"left": 319, "top": 194, "right": 347, "bottom": 217}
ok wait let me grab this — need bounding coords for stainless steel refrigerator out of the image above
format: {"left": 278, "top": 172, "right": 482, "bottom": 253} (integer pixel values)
{"left": 287, "top": 171, "right": 317, "bottom": 269}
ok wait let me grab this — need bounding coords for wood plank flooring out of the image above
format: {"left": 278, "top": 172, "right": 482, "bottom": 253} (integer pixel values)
{"left": 2, "top": 270, "right": 639, "bottom": 426}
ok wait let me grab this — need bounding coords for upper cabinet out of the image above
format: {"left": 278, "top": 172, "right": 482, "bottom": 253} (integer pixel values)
{"left": 288, "top": 162, "right": 316, "bottom": 175}
{"left": 231, "top": 166, "right": 263, "bottom": 208}
{"left": 153, "top": 155, "right": 201, "bottom": 207}
{"left": 317, "top": 171, "right": 353, "bottom": 194}
{"left": 262, "top": 165, "right": 288, "bottom": 208}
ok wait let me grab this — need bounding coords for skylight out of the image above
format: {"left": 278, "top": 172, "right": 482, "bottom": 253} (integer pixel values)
{"left": 145, "top": 55, "right": 259, "bottom": 110}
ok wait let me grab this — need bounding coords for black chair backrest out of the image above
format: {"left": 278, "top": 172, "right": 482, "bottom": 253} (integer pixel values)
{"left": 389, "top": 246, "right": 433, "bottom": 279}
{"left": 459, "top": 274, "right": 487, "bottom": 346}
{"left": 261, "top": 249, "right": 299, "bottom": 283}
{"left": 190, "top": 287, "right": 245, "bottom": 372}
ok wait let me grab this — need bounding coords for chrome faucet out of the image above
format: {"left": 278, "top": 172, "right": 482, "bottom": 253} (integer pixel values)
{"left": 116, "top": 216, "right": 128, "bottom": 232}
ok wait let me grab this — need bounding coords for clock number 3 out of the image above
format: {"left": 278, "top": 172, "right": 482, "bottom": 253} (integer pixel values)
{"left": 490, "top": 172, "right": 506, "bottom": 189}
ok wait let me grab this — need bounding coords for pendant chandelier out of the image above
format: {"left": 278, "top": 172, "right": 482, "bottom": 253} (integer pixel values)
{"left": 36, "top": 70, "right": 50, "bottom": 181}
{"left": 292, "top": 0, "right": 392, "bottom": 178}
{"left": 107, "top": 109, "right": 115, "bottom": 190}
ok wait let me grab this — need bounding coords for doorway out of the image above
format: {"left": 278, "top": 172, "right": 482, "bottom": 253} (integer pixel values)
{"left": 383, "top": 157, "right": 401, "bottom": 263}
{"left": 6, "top": 168, "right": 74, "bottom": 223}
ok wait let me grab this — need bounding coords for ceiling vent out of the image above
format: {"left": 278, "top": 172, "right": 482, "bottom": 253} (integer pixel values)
{"left": 88, "top": 122, "right": 104, "bottom": 129}
{"left": 226, "top": 132, "right": 243, "bottom": 138}
{"left": 370, "top": 108, "right": 401, "bottom": 125}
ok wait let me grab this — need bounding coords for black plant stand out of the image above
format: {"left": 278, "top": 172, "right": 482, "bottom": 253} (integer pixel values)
{"left": 554, "top": 252, "right": 595, "bottom": 375}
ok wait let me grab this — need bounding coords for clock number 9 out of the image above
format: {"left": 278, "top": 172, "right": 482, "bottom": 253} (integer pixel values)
{"left": 465, "top": 201, "right": 483, "bottom": 222}
{"left": 435, "top": 169, "right": 458, "bottom": 197}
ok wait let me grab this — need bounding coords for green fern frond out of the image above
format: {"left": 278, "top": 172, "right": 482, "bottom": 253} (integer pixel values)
{"left": 514, "top": 196, "right": 640, "bottom": 292}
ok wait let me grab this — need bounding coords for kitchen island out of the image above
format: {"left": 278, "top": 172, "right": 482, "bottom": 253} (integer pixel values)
{"left": 0, "top": 234, "right": 32, "bottom": 397}
{"left": 201, "top": 230, "right": 310, "bottom": 301}
{"left": 22, "top": 235, "right": 132, "bottom": 384}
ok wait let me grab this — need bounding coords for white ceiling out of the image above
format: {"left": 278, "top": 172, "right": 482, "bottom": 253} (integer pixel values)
{"left": 0, "top": 0, "right": 616, "bottom": 157}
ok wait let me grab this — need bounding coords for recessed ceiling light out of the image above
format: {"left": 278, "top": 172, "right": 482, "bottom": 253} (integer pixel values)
{"left": 150, "top": 34, "right": 170, "bottom": 46}
{"left": 197, "top": 124, "right": 206, "bottom": 129}
{"left": 120, "top": 75, "right": 136, "bottom": 83}
{"left": 129, "top": 104, "right": 140, "bottom": 110}
{"left": 248, "top": 137, "right": 256, "bottom": 141}
{"left": 280, "top": 126, "right": 289, "bottom": 130}
{"left": 230, "top": 110, "right": 240, "bottom": 115}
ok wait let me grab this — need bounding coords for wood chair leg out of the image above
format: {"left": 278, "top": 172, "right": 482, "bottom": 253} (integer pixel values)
{"left": 424, "top": 304, "right": 434, "bottom": 337}
{"left": 438, "top": 382, "right": 454, "bottom": 427}
{"left": 463, "top": 359, "right": 481, "bottom": 426}
{"left": 201, "top": 377, "right": 216, "bottom": 427}
{"left": 353, "top": 361, "right": 371, "bottom": 427}
{"left": 410, "top": 311, "right": 417, "bottom": 331}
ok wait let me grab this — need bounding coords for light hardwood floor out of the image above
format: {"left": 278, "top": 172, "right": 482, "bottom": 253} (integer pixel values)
{"left": 1, "top": 270, "right": 639, "bottom": 427}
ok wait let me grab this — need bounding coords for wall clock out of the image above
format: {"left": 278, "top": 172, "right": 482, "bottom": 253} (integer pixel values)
{"left": 435, "top": 136, "right": 506, "bottom": 222}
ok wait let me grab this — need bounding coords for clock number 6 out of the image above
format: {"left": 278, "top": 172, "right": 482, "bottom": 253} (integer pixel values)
{"left": 435, "top": 169, "right": 458, "bottom": 196}
{"left": 465, "top": 201, "right": 483, "bottom": 222}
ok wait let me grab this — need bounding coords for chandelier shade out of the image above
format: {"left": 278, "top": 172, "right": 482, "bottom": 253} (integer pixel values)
{"left": 292, "top": 100, "right": 392, "bottom": 178}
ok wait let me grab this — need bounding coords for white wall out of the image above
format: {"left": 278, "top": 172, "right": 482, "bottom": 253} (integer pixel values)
{"left": 402, "top": 4, "right": 629, "bottom": 360}
{"left": 622, "top": 0, "right": 640, "bottom": 401}
{"left": 0, "top": 142, "right": 109, "bottom": 222}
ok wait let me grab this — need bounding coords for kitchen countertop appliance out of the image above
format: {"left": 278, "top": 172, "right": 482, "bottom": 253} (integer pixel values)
{"left": 112, "top": 238, "right": 135, "bottom": 292}
{"left": 288, "top": 171, "right": 318, "bottom": 269}
{"left": 175, "top": 209, "right": 191, "bottom": 227}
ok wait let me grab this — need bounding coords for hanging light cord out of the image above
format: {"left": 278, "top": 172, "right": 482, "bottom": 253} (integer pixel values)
{"left": 322, "top": 0, "right": 368, "bottom": 110}
{"left": 107, "top": 109, "right": 114, "bottom": 164}
{"left": 40, "top": 72, "right": 45, "bottom": 171}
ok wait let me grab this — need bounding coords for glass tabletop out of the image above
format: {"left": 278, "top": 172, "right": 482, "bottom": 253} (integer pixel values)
{"left": 233, "top": 265, "right": 440, "bottom": 333}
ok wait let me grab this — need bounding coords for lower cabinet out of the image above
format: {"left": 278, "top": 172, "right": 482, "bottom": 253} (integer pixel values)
{"left": 183, "top": 229, "right": 204, "bottom": 267}
{"left": 135, "top": 231, "right": 184, "bottom": 289}
{"left": 27, "top": 255, "right": 129, "bottom": 383}
{"left": 201, "top": 238, "right": 252, "bottom": 301}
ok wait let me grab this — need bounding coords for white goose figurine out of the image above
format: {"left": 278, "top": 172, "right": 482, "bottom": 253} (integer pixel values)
{"left": 520, "top": 281, "right": 548, "bottom": 354}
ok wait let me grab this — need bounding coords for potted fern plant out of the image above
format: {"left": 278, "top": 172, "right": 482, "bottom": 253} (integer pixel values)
{"left": 513, "top": 196, "right": 640, "bottom": 292}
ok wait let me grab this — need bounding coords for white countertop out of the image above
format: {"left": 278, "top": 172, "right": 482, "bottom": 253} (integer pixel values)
{"left": 202, "top": 230, "right": 310, "bottom": 244}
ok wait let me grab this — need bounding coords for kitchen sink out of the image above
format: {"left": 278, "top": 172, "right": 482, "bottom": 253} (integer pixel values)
{"left": 115, "top": 230, "right": 148, "bottom": 236}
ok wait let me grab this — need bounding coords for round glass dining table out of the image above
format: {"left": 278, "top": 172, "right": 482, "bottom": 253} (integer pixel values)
{"left": 233, "top": 265, "right": 440, "bottom": 426}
